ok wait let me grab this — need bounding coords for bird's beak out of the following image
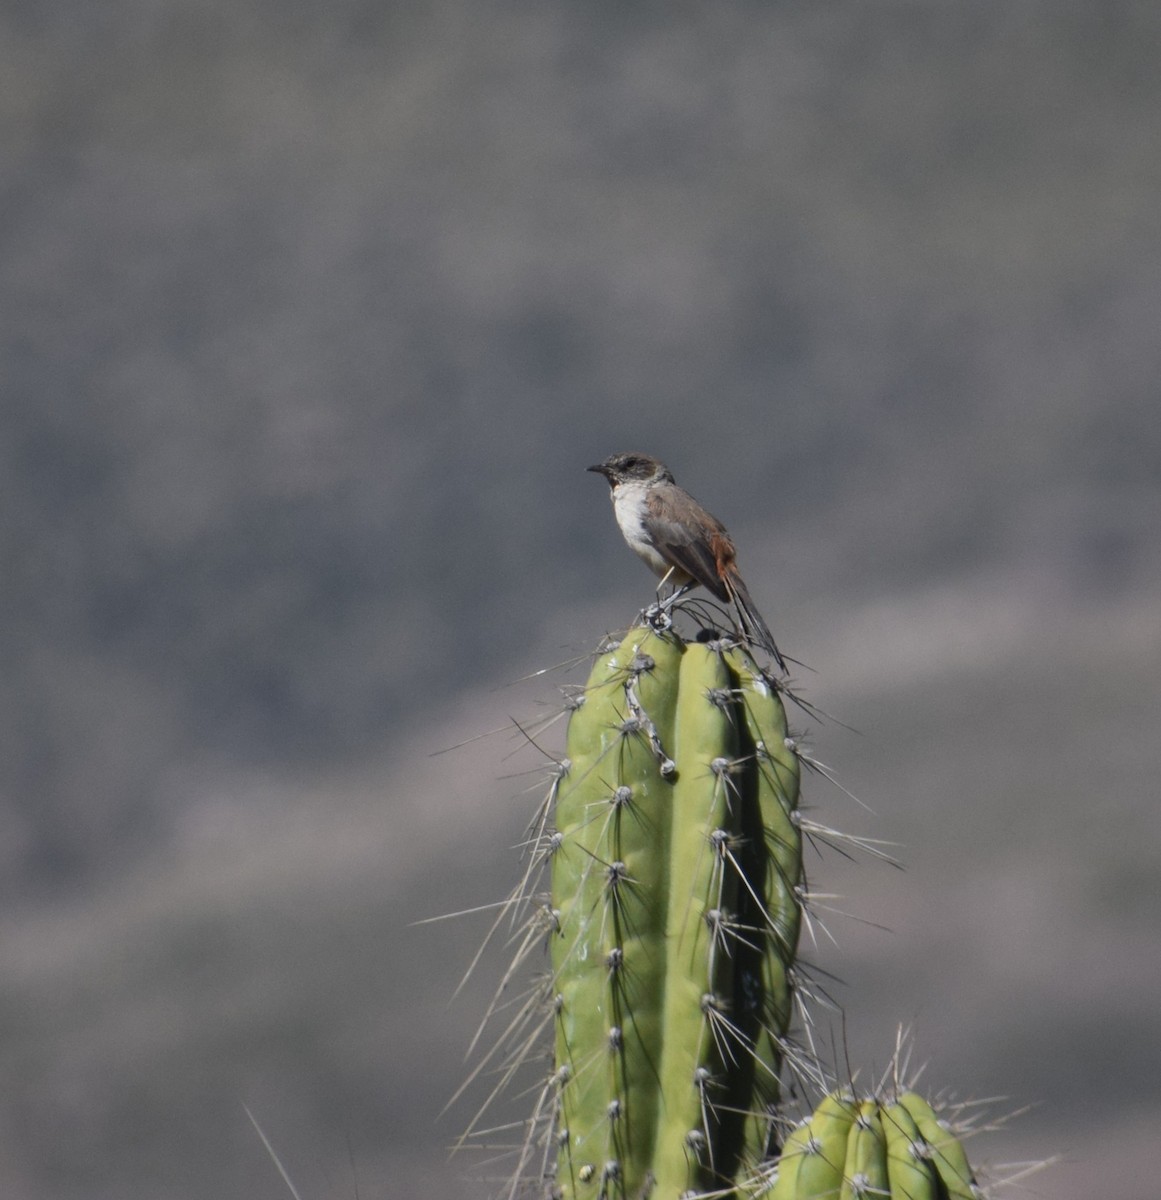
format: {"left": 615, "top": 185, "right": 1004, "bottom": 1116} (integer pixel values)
{"left": 587, "top": 463, "right": 611, "bottom": 477}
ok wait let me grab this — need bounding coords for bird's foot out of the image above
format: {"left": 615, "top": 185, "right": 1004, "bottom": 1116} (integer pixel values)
{"left": 640, "top": 602, "right": 674, "bottom": 633}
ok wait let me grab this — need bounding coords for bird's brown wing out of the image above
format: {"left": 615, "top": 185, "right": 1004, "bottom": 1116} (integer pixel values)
{"left": 645, "top": 487, "right": 733, "bottom": 601}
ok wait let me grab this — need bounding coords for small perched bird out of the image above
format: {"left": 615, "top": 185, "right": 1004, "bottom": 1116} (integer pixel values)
{"left": 588, "top": 452, "right": 786, "bottom": 672}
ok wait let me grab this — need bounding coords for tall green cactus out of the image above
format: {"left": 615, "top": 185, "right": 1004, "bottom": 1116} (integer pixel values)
{"left": 454, "top": 620, "right": 998, "bottom": 1200}
{"left": 549, "top": 626, "right": 803, "bottom": 1199}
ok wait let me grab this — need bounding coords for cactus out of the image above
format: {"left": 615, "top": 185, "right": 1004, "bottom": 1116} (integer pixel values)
{"left": 762, "top": 1088, "right": 980, "bottom": 1200}
{"left": 453, "top": 619, "right": 1001, "bottom": 1200}
{"left": 549, "top": 626, "right": 803, "bottom": 1199}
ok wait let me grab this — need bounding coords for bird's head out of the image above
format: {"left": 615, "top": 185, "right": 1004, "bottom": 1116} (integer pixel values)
{"left": 587, "top": 452, "right": 673, "bottom": 488}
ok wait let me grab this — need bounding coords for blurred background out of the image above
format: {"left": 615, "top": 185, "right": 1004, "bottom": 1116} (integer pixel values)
{"left": 2, "top": 2, "right": 1159, "bottom": 1197}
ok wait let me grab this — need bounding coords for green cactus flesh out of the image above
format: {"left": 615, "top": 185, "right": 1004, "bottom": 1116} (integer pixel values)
{"left": 758, "top": 1090, "right": 980, "bottom": 1200}
{"left": 549, "top": 628, "right": 803, "bottom": 1200}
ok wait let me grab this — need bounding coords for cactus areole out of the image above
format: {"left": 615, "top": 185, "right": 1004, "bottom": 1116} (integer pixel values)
{"left": 549, "top": 627, "right": 803, "bottom": 1200}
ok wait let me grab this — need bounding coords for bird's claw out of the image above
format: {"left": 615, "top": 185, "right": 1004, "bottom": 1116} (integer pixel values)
{"left": 641, "top": 602, "right": 674, "bottom": 633}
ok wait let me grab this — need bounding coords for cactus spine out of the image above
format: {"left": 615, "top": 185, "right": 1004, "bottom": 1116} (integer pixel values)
{"left": 550, "top": 627, "right": 803, "bottom": 1199}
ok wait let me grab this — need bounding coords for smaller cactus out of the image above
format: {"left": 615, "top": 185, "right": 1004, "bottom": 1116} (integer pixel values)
{"left": 758, "top": 1088, "right": 980, "bottom": 1200}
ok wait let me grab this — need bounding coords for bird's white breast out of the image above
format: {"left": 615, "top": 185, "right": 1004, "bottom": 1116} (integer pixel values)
{"left": 611, "top": 481, "right": 670, "bottom": 577}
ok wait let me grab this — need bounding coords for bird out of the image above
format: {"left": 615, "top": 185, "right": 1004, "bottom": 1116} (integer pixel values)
{"left": 588, "top": 452, "right": 787, "bottom": 672}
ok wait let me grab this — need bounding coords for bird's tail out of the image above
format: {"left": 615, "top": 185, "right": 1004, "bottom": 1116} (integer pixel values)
{"left": 724, "top": 569, "right": 787, "bottom": 674}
